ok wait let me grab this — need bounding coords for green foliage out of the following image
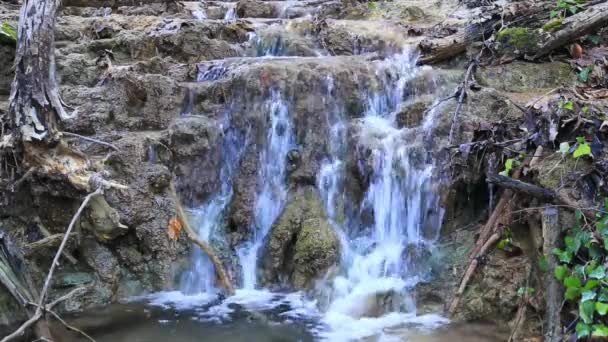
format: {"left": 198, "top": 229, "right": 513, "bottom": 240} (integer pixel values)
{"left": 559, "top": 100, "right": 575, "bottom": 111}
{"left": 555, "top": 207, "right": 608, "bottom": 338}
{"left": 573, "top": 137, "right": 593, "bottom": 159}
{"left": 0, "top": 22, "right": 16, "bottom": 43}
{"left": 499, "top": 158, "right": 518, "bottom": 177}
{"left": 367, "top": 2, "right": 377, "bottom": 10}
{"left": 579, "top": 66, "right": 594, "bottom": 83}
{"left": 550, "top": 0, "right": 586, "bottom": 19}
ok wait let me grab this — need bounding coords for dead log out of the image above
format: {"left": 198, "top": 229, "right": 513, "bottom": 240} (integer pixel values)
{"left": 486, "top": 174, "right": 556, "bottom": 202}
{"left": 542, "top": 207, "right": 563, "bottom": 342}
{"left": 8, "top": 0, "right": 69, "bottom": 144}
{"left": 532, "top": 1, "right": 608, "bottom": 60}
{"left": 418, "top": 1, "right": 553, "bottom": 64}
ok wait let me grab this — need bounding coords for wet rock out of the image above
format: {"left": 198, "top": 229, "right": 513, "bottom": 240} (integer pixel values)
{"left": 395, "top": 101, "right": 428, "bottom": 128}
{"left": 476, "top": 61, "right": 575, "bottom": 93}
{"left": 236, "top": 0, "right": 277, "bottom": 19}
{"left": 228, "top": 149, "right": 259, "bottom": 244}
{"left": 261, "top": 186, "right": 340, "bottom": 289}
{"left": 54, "top": 272, "right": 96, "bottom": 288}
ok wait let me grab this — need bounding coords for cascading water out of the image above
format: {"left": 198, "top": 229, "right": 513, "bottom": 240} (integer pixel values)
{"left": 316, "top": 49, "right": 447, "bottom": 340}
{"left": 224, "top": 3, "right": 237, "bottom": 21}
{"left": 237, "top": 90, "right": 294, "bottom": 289}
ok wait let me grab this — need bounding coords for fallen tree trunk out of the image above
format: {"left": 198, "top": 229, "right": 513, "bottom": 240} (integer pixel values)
{"left": 542, "top": 207, "right": 563, "bottom": 342}
{"left": 486, "top": 174, "right": 556, "bottom": 201}
{"left": 418, "top": 2, "right": 552, "bottom": 64}
{"left": 532, "top": 1, "right": 608, "bottom": 59}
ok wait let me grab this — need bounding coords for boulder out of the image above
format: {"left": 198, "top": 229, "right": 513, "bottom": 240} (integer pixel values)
{"left": 236, "top": 0, "right": 277, "bottom": 19}
{"left": 261, "top": 186, "right": 340, "bottom": 289}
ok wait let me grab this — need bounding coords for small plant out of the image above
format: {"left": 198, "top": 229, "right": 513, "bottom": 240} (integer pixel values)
{"left": 579, "top": 66, "right": 594, "bottom": 83}
{"left": 497, "top": 228, "right": 514, "bottom": 251}
{"left": 553, "top": 206, "right": 608, "bottom": 338}
{"left": 550, "top": 0, "right": 586, "bottom": 19}
{"left": 573, "top": 137, "right": 593, "bottom": 159}
{"left": 0, "top": 22, "right": 16, "bottom": 43}
{"left": 559, "top": 100, "right": 575, "bottom": 111}
{"left": 499, "top": 158, "right": 518, "bottom": 177}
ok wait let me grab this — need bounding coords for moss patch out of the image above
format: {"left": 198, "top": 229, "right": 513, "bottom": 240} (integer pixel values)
{"left": 496, "top": 27, "right": 539, "bottom": 52}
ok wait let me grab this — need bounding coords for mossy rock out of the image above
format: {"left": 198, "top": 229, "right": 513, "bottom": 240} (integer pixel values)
{"left": 261, "top": 186, "right": 340, "bottom": 289}
{"left": 496, "top": 27, "right": 540, "bottom": 55}
{"left": 292, "top": 217, "right": 340, "bottom": 289}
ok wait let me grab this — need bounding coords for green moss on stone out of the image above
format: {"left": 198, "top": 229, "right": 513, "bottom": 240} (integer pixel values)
{"left": 496, "top": 27, "right": 538, "bottom": 51}
{"left": 542, "top": 18, "right": 564, "bottom": 32}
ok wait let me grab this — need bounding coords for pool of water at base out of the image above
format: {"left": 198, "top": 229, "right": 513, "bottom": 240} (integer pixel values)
{"left": 62, "top": 298, "right": 510, "bottom": 342}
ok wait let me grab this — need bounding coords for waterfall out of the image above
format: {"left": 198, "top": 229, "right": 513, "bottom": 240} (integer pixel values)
{"left": 224, "top": 3, "right": 237, "bottom": 21}
{"left": 237, "top": 90, "right": 294, "bottom": 289}
{"left": 317, "top": 49, "right": 446, "bottom": 340}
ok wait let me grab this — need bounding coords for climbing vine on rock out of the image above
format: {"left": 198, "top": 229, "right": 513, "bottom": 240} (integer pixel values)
{"left": 553, "top": 205, "right": 608, "bottom": 338}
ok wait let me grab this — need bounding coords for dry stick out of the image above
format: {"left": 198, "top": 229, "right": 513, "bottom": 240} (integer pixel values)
{"left": 169, "top": 183, "right": 235, "bottom": 296}
{"left": 62, "top": 132, "right": 119, "bottom": 151}
{"left": 47, "top": 309, "right": 96, "bottom": 342}
{"left": 448, "top": 60, "right": 477, "bottom": 146}
{"left": 1, "top": 188, "right": 102, "bottom": 342}
{"left": 448, "top": 232, "right": 501, "bottom": 315}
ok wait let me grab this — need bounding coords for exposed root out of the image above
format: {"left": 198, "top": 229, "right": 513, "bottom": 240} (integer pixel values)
{"left": 1, "top": 189, "right": 102, "bottom": 342}
{"left": 169, "top": 183, "right": 235, "bottom": 296}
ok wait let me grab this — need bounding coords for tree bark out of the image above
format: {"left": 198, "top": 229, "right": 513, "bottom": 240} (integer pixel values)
{"left": 8, "top": 0, "right": 70, "bottom": 144}
{"left": 532, "top": 1, "right": 608, "bottom": 60}
{"left": 486, "top": 174, "right": 556, "bottom": 202}
{"left": 542, "top": 207, "right": 563, "bottom": 342}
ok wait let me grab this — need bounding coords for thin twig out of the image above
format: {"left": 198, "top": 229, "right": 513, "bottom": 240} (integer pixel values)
{"left": 62, "top": 132, "right": 119, "bottom": 151}
{"left": 47, "top": 309, "right": 96, "bottom": 342}
{"left": 1, "top": 189, "right": 102, "bottom": 342}
{"left": 448, "top": 59, "right": 477, "bottom": 146}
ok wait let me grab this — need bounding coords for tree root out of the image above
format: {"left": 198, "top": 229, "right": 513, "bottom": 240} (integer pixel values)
{"left": 1, "top": 189, "right": 101, "bottom": 342}
{"left": 168, "top": 183, "right": 235, "bottom": 296}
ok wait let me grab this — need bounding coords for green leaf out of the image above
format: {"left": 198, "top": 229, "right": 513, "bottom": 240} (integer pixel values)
{"left": 559, "top": 142, "right": 570, "bottom": 154}
{"left": 574, "top": 142, "right": 593, "bottom": 159}
{"left": 565, "top": 235, "right": 581, "bottom": 254}
{"left": 553, "top": 248, "right": 572, "bottom": 263}
{"left": 565, "top": 287, "right": 581, "bottom": 300}
{"left": 560, "top": 101, "right": 575, "bottom": 111}
{"left": 587, "top": 35, "right": 601, "bottom": 45}
{"left": 593, "top": 324, "right": 608, "bottom": 337}
{"left": 580, "top": 300, "right": 595, "bottom": 324}
{"left": 590, "top": 266, "right": 606, "bottom": 279}
{"left": 577, "top": 322, "right": 592, "bottom": 338}
{"left": 0, "top": 22, "right": 16, "bottom": 43}
{"left": 549, "top": 10, "right": 560, "bottom": 18}
{"left": 555, "top": 265, "right": 569, "bottom": 280}
{"left": 584, "top": 280, "right": 600, "bottom": 291}
{"left": 596, "top": 302, "right": 608, "bottom": 315}
{"left": 599, "top": 289, "right": 608, "bottom": 302}
{"left": 565, "top": 276, "right": 582, "bottom": 289}
{"left": 497, "top": 239, "right": 511, "bottom": 250}
{"left": 579, "top": 66, "right": 593, "bottom": 83}
{"left": 539, "top": 255, "right": 549, "bottom": 272}
{"left": 582, "top": 290, "right": 597, "bottom": 302}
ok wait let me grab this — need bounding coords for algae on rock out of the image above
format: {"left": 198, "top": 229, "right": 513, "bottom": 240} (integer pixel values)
{"left": 261, "top": 186, "right": 340, "bottom": 290}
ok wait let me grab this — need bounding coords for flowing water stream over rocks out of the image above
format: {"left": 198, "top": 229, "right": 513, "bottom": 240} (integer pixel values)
{"left": 1, "top": 0, "right": 575, "bottom": 340}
